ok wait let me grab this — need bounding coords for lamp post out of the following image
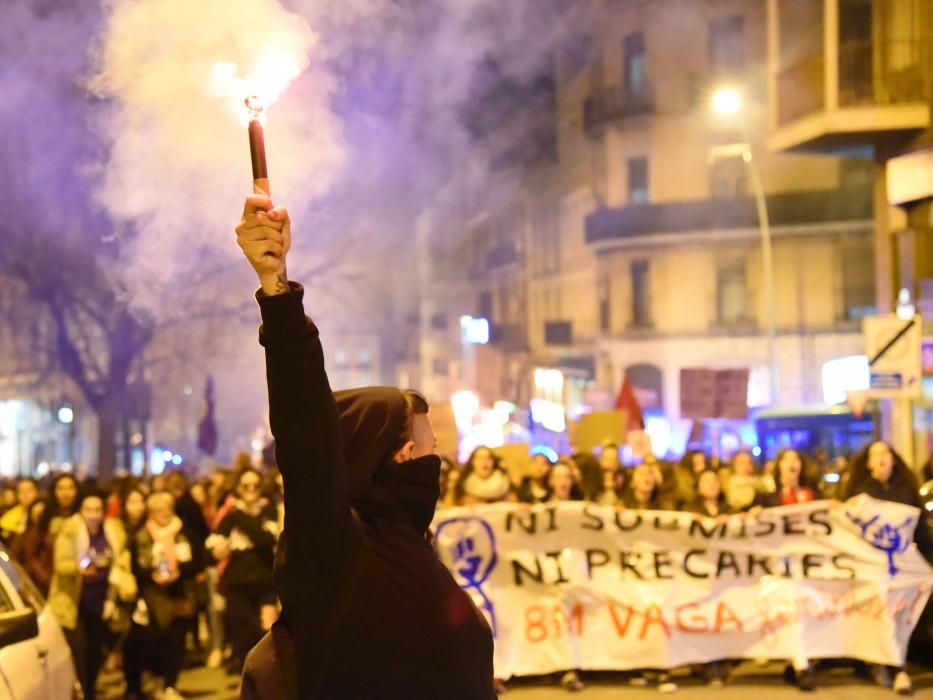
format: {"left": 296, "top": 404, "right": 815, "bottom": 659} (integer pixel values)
{"left": 712, "top": 87, "right": 779, "bottom": 406}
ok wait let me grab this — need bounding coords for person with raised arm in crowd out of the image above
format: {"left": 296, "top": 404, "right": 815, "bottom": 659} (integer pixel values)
{"left": 232, "top": 191, "right": 495, "bottom": 699}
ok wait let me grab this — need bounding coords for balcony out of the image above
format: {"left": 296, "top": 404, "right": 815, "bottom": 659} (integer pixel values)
{"left": 769, "top": 15, "right": 932, "bottom": 153}
{"left": 583, "top": 85, "right": 654, "bottom": 137}
{"left": 585, "top": 185, "right": 871, "bottom": 246}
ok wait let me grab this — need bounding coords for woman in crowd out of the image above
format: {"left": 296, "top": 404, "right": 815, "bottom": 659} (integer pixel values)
{"left": 749, "top": 448, "right": 819, "bottom": 691}
{"left": 50, "top": 488, "right": 136, "bottom": 699}
{"left": 517, "top": 453, "right": 555, "bottom": 504}
{"left": 121, "top": 486, "right": 150, "bottom": 700}
{"left": 721, "top": 450, "right": 772, "bottom": 512}
{"left": 454, "top": 446, "right": 515, "bottom": 505}
{"left": 21, "top": 473, "right": 78, "bottom": 594}
{"left": 0, "top": 477, "right": 40, "bottom": 542}
{"left": 570, "top": 452, "right": 604, "bottom": 503}
{"left": 207, "top": 466, "right": 279, "bottom": 674}
{"left": 11, "top": 498, "right": 52, "bottom": 595}
{"left": 841, "top": 440, "right": 927, "bottom": 695}
{"left": 547, "top": 461, "right": 578, "bottom": 503}
{"left": 621, "top": 464, "right": 679, "bottom": 692}
{"left": 682, "top": 469, "right": 732, "bottom": 687}
{"left": 687, "top": 469, "right": 730, "bottom": 519}
{"left": 599, "top": 442, "right": 622, "bottom": 474}
{"left": 754, "top": 449, "right": 820, "bottom": 508}
{"left": 130, "top": 491, "right": 201, "bottom": 700}
{"left": 622, "top": 463, "right": 670, "bottom": 511}
{"left": 672, "top": 449, "right": 708, "bottom": 508}
{"left": 0, "top": 484, "right": 16, "bottom": 516}
{"left": 42, "top": 472, "right": 80, "bottom": 537}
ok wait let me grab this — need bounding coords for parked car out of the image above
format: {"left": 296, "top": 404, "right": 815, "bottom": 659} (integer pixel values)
{"left": 0, "top": 547, "right": 79, "bottom": 699}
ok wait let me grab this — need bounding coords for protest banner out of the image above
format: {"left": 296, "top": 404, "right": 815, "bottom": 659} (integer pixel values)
{"left": 432, "top": 496, "right": 933, "bottom": 678}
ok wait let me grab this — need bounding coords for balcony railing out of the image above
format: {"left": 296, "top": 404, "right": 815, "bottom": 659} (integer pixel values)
{"left": 583, "top": 85, "right": 654, "bottom": 136}
{"left": 776, "top": 38, "right": 932, "bottom": 126}
{"left": 839, "top": 39, "right": 931, "bottom": 107}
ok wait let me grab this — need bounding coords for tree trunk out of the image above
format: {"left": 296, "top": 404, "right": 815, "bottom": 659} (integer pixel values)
{"left": 95, "top": 398, "right": 119, "bottom": 484}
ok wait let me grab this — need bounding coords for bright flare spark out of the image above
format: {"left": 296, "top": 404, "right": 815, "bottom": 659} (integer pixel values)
{"left": 211, "top": 51, "right": 304, "bottom": 125}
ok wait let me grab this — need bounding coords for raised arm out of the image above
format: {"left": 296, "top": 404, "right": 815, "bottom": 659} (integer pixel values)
{"left": 236, "top": 194, "right": 360, "bottom": 594}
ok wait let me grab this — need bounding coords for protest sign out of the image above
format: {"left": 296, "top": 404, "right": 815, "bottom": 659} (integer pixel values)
{"left": 432, "top": 497, "right": 933, "bottom": 678}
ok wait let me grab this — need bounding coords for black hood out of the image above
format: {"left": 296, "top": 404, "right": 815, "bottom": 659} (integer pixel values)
{"left": 335, "top": 387, "right": 440, "bottom": 533}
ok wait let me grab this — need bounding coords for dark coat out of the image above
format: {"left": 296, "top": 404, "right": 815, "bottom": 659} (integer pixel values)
{"left": 12, "top": 524, "right": 53, "bottom": 595}
{"left": 244, "top": 286, "right": 495, "bottom": 700}
{"left": 215, "top": 502, "right": 278, "bottom": 590}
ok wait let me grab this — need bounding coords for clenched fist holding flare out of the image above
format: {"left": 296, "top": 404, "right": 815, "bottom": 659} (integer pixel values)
{"left": 236, "top": 193, "right": 291, "bottom": 296}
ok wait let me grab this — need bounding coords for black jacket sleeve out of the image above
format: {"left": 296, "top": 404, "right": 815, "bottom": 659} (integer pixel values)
{"left": 257, "top": 285, "right": 361, "bottom": 603}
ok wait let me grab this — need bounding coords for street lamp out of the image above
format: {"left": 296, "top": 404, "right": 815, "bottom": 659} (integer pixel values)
{"left": 711, "top": 86, "right": 779, "bottom": 406}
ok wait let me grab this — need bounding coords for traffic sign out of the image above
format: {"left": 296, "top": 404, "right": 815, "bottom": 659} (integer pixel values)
{"left": 862, "top": 314, "right": 921, "bottom": 398}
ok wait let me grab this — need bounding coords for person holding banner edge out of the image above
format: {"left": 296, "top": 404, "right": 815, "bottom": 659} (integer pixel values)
{"left": 234, "top": 192, "right": 496, "bottom": 699}
{"left": 841, "top": 440, "right": 931, "bottom": 695}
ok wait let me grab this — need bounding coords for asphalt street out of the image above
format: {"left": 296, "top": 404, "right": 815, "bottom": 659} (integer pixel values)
{"left": 99, "top": 662, "right": 933, "bottom": 699}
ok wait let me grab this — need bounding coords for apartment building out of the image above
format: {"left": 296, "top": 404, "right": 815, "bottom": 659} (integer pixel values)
{"left": 417, "top": 0, "right": 877, "bottom": 441}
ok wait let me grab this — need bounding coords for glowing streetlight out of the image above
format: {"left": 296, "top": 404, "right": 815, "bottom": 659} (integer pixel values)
{"left": 712, "top": 87, "right": 743, "bottom": 115}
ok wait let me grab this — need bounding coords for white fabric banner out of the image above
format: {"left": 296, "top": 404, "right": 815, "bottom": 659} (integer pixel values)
{"left": 431, "top": 496, "right": 933, "bottom": 678}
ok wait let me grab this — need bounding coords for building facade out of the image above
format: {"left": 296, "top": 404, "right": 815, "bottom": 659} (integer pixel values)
{"left": 765, "top": 0, "right": 933, "bottom": 462}
{"left": 417, "top": 0, "right": 879, "bottom": 453}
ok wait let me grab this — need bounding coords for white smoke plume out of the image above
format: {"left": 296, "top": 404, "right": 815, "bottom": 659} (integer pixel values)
{"left": 90, "top": 0, "right": 347, "bottom": 311}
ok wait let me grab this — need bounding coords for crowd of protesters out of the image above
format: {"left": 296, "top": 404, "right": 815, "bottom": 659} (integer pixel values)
{"left": 438, "top": 439, "right": 933, "bottom": 695}
{"left": 0, "top": 439, "right": 930, "bottom": 698}
{"left": 0, "top": 458, "right": 282, "bottom": 700}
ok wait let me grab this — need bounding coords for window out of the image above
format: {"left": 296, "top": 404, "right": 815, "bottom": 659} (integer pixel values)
{"left": 598, "top": 276, "right": 611, "bottom": 333}
{"left": 624, "top": 33, "right": 647, "bottom": 99}
{"left": 631, "top": 260, "right": 652, "bottom": 328}
{"left": 841, "top": 241, "right": 875, "bottom": 320}
{"left": 544, "top": 321, "right": 573, "bottom": 346}
{"left": 430, "top": 313, "right": 449, "bottom": 331}
{"left": 628, "top": 157, "right": 649, "bottom": 204}
{"left": 717, "top": 260, "right": 749, "bottom": 326}
{"left": 432, "top": 358, "right": 450, "bottom": 377}
{"left": 710, "top": 155, "right": 748, "bottom": 198}
{"left": 356, "top": 351, "right": 371, "bottom": 368}
{"left": 709, "top": 15, "right": 745, "bottom": 77}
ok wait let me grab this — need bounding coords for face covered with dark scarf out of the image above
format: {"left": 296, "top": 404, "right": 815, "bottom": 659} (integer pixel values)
{"left": 335, "top": 387, "right": 441, "bottom": 534}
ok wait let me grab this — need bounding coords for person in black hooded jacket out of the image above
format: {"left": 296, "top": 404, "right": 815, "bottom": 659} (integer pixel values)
{"left": 234, "top": 192, "right": 496, "bottom": 700}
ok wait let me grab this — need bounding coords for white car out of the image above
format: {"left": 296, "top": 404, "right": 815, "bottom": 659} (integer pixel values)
{"left": 0, "top": 548, "right": 80, "bottom": 700}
